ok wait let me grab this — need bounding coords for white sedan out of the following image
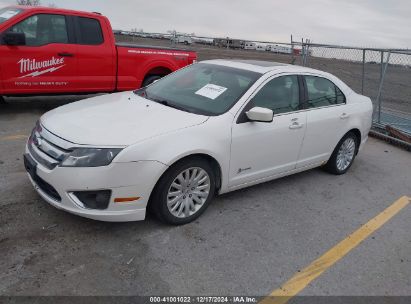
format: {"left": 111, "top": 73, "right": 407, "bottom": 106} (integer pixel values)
{"left": 24, "top": 60, "right": 373, "bottom": 224}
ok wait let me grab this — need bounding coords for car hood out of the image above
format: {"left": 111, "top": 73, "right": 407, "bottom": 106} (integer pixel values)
{"left": 41, "top": 92, "right": 209, "bottom": 146}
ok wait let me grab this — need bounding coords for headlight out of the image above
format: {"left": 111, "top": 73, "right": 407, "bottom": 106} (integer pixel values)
{"left": 61, "top": 148, "right": 122, "bottom": 167}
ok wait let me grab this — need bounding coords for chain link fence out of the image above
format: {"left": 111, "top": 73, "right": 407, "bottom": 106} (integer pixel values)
{"left": 294, "top": 43, "right": 411, "bottom": 147}
{"left": 115, "top": 32, "right": 411, "bottom": 148}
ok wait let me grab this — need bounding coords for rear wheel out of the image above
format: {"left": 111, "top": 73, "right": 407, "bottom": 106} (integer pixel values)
{"left": 150, "top": 158, "right": 216, "bottom": 225}
{"left": 325, "top": 132, "right": 358, "bottom": 175}
{"left": 142, "top": 75, "right": 162, "bottom": 87}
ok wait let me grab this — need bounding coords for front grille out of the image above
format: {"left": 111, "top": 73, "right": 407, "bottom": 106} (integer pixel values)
{"left": 28, "top": 142, "right": 57, "bottom": 170}
{"left": 24, "top": 153, "right": 61, "bottom": 202}
{"left": 28, "top": 124, "right": 71, "bottom": 169}
{"left": 32, "top": 173, "right": 61, "bottom": 201}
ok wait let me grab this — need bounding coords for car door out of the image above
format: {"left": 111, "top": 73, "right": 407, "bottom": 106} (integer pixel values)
{"left": 1, "top": 13, "right": 77, "bottom": 94}
{"left": 73, "top": 16, "right": 116, "bottom": 92}
{"left": 296, "top": 74, "right": 349, "bottom": 168}
{"left": 229, "top": 74, "right": 307, "bottom": 188}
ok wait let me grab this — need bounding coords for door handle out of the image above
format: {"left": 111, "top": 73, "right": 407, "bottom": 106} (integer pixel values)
{"left": 289, "top": 122, "right": 304, "bottom": 129}
{"left": 340, "top": 113, "right": 350, "bottom": 119}
{"left": 58, "top": 52, "right": 74, "bottom": 57}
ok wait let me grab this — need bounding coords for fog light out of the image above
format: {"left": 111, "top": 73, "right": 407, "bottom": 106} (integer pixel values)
{"left": 73, "top": 190, "right": 111, "bottom": 210}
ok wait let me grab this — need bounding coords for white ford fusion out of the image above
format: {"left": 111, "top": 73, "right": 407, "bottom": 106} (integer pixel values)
{"left": 25, "top": 60, "right": 373, "bottom": 224}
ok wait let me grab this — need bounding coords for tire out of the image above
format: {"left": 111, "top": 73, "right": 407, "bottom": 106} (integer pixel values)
{"left": 0, "top": 96, "right": 6, "bottom": 104}
{"left": 325, "top": 132, "right": 359, "bottom": 175}
{"left": 142, "top": 75, "right": 162, "bottom": 87}
{"left": 150, "top": 158, "right": 216, "bottom": 225}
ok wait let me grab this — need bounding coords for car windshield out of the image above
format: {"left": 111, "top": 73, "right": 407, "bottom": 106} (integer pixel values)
{"left": 138, "top": 63, "right": 261, "bottom": 116}
{"left": 0, "top": 7, "right": 23, "bottom": 25}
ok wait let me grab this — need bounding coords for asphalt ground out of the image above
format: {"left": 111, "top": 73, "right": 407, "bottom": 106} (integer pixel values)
{"left": 0, "top": 96, "right": 410, "bottom": 300}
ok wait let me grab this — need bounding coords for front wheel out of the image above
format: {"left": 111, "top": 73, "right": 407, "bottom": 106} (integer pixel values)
{"left": 325, "top": 132, "right": 358, "bottom": 175}
{"left": 150, "top": 158, "right": 216, "bottom": 225}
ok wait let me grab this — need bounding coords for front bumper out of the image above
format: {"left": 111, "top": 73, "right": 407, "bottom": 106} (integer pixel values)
{"left": 25, "top": 144, "right": 167, "bottom": 222}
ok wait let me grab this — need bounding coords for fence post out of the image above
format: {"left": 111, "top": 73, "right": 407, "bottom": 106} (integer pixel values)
{"left": 301, "top": 38, "right": 304, "bottom": 66}
{"left": 361, "top": 49, "right": 365, "bottom": 94}
{"left": 375, "top": 51, "right": 391, "bottom": 124}
{"left": 304, "top": 39, "right": 310, "bottom": 66}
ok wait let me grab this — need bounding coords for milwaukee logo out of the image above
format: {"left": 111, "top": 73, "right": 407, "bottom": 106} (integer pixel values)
{"left": 18, "top": 57, "right": 65, "bottom": 78}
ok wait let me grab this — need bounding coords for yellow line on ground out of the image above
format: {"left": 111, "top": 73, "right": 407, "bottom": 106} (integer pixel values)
{"left": 260, "top": 196, "right": 410, "bottom": 304}
{"left": 1, "top": 134, "right": 28, "bottom": 141}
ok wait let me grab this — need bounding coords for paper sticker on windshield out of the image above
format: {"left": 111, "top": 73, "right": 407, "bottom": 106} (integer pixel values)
{"left": 195, "top": 84, "right": 227, "bottom": 100}
{"left": 0, "top": 10, "right": 19, "bottom": 19}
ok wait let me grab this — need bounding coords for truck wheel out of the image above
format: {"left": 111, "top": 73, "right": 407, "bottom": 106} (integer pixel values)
{"left": 142, "top": 75, "right": 162, "bottom": 87}
{"left": 0, "top": 96, "right": 6, "bottom": 105}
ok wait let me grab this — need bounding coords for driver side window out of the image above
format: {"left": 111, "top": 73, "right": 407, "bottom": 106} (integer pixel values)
{"left": 8, "top": 14, "right": 68, "bottom": 46}
{"left": 252, "top": 75, "right": 300, "bottom": 114}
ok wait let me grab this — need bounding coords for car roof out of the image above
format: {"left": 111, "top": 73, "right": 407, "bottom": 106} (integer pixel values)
{"left": 202, "top": 59, "right": 325, "bottom": 75}
{"left": 7, "top": 5, "right": 104, "bottom": 18}
{"left": 200, "top": 59, "right": 354, "bottom": 95}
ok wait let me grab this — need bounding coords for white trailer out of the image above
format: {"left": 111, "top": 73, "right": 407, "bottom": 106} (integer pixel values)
{"left": 244, "top": 42, "right": 256, "bottom": 50}
{"left": 270, "top": 44, "right": 292, "bottom": 54}
{"left": 176, "top": 35, "right": 193, "bottom": 45}
{"left": 255, "top": 44, "right": 266, "bottom": 51}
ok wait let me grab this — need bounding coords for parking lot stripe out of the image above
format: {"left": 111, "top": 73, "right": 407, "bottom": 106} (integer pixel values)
{"left": 1, "top": 134, "right": 28, "bottom": 141}
{"left": 260, "top": 196, "right": 410, "bottom": 304}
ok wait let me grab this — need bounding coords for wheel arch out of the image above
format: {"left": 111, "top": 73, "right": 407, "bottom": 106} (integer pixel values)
{"left": 144, "top": 66, "right": 173, "bottom": 78}
{"left": 331, "top": 128, "right": 362, "bottom": 159}
{"left": 347, "top": 128, "right": 361, "bottom": 154}
{"left": 147, "top": 153, "right": 223, "bottom": 209}
{"left": 141, "top": 61, "right": 176, "bottom": 85}
{"left": 167, "top": 153, "right": 222, "bottom": 190}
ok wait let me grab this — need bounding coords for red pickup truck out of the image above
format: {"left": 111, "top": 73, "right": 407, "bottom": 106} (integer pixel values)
{"left": 0, "top": 6, "right": 197, "bottom": 102}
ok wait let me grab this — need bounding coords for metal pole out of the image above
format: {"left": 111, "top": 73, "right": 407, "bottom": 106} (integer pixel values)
{"left": 375, "top": 51, "right": 390, "bottom": 124}
{"left": 301, "top": 38, "right": 304, "bottom": 65}
{"left": 361, "top": 49, "right": 365, "bottom": 94}
{"left": 304, "top": 39, "right": 310, "bottom": 66}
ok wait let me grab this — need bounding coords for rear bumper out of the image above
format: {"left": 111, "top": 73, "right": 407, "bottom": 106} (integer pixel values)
{"left": 359, "top": 135, "right": 369, "bottom": 152}
{"left": 25, "top": 144, "right": 168, "bottom": 222}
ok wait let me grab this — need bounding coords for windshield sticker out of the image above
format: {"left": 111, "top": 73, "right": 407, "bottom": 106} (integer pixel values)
{"left": 195, "top": 84, "right": 227, "bottom": 100}
{"left": 0, "top": 10, "right": 19, "bottom": 19}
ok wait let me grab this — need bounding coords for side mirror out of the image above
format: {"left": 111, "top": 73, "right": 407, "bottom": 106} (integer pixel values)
{"left": 3, "top": 32, "right": 26, "bottom": 46}
{"left": 246, "top": 107, "right": 273, "bottom": 123}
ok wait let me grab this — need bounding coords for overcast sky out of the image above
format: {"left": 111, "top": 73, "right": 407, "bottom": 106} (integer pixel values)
{"left": 1, "top": 0, "right": 410, "bottom": 48}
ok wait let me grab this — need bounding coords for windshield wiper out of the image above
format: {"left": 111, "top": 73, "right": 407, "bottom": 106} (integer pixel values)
{"left": 133, "top": 88, "right": 149, "bottom": 99}
{"left": 151, "top": 98, "right": 192, "bottom": 113}
{"left": 134, "top": 90, "right": 196, "bottom": 114}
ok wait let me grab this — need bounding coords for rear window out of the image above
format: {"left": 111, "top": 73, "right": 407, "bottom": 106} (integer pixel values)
{"left": 76, "top": 17, "right": 104, "bottom": 45}
{"left": 0, "top": 8, "right": 23, "bottom": 25}
{"left": 305, "top": 76, "right": 346, "bottom": 108}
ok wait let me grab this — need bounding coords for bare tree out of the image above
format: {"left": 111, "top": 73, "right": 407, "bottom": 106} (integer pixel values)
{"left": 16, "top": 0, "right": 41, "bottom": 5}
